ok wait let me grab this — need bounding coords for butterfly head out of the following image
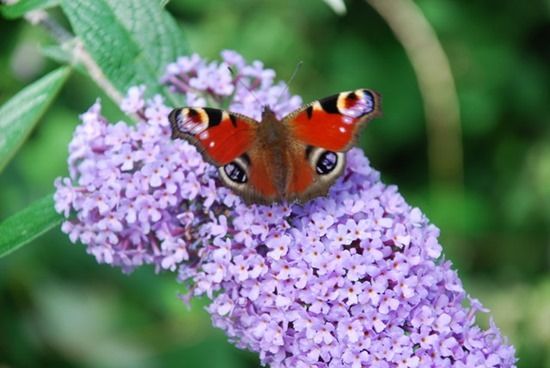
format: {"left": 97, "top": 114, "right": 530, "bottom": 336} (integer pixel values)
{"left": 261, "top": 105, "right": 278, "bottom": 122}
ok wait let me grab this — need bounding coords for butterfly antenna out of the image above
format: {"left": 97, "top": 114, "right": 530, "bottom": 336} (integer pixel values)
{"left": 277, "top": 60, "right": 303, "bottom": 103}
{"left": 227, "top": 66, "right": 263, "bottom": 107}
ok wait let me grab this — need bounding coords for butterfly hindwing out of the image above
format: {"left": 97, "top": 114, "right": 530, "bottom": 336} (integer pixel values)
{"left": 284, "top": 89, "right": 381, "bottom": 151}
{"left": 287, "top": 146, "right": 346, "bottom": 202}
{"left": 169, "top": 107, "right": 258, "bottom": 165}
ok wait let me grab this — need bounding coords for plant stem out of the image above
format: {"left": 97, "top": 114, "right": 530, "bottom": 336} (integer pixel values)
{"left": 25, "top": 9, "right": 124, "bottom": 105}
{"left": 367, "top": 0, "right": 463, "bottom": 187}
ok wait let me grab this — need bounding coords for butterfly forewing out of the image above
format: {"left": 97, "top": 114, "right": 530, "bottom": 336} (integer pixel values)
{"left": 169, "top": 107, "right": 258, "bottom": 166}
{"left": 284, "top": 89, "right": 381, "bottom": 151}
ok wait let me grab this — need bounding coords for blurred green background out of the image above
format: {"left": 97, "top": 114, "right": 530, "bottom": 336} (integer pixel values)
{"left": 1, "top": 0, "right": 549, "bottom": 366}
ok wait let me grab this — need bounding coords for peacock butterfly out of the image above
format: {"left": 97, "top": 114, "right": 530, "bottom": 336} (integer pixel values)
{"left": 168, "top": 89, "right": 381, "bottom": 204}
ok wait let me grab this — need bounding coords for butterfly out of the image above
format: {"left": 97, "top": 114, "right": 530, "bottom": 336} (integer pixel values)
{"left": 168, "top": 89, "right": 381, "bottom": 205}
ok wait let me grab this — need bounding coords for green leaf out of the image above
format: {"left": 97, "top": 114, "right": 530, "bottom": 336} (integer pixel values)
{"left": 60, "top": 0, "right": 188, "bottom": 101}
{"left": 0, "top": 66, "right": 71, "bottom": 173}
{"left": 1, "top": 0, "right": 59, "bottom": 19}
{"left": 0, "top": 194, "right": 62, "bottom": 258}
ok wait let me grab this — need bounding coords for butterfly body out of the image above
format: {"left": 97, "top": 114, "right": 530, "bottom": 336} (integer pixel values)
{"left": 169, "top": 89, "right": 381, "bottom": 204}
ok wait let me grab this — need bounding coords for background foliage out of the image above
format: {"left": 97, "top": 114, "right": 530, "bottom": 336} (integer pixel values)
{"left": 0, "top": 0, "right": 548, "bottom": 366}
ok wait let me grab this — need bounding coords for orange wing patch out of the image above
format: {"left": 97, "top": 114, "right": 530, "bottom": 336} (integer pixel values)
{"left": 287, "top": 154, "right": 314, "bottom": 196}
{"left": 248, "top": 158, "right": 278, "bottom": 199}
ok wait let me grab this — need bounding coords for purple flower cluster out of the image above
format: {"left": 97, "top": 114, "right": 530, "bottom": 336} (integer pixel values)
{"left": 189, "top": 149, "right": 516, "bottom": 367}
{"left": 55, "top": 51, "right": 516, "bottom": 367}
{"left": 162, "top": 50, "right": 302, "bottom": 120}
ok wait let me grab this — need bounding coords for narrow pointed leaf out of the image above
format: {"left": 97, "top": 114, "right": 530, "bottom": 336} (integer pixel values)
{"left": 0, "top": 194, "right": 62, "bottom": 258}
{"left": 0, "top": 66, "right": 71, "bottom": 173}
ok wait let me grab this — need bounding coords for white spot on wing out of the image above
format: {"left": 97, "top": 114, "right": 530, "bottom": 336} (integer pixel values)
{"left": 339, "top": 127, "right": 346, "bottom": 133}
{"left": 343, "top": 116, "right": 354, "bottom": 124}
{"left": 209, "top": 142, "right": 215, "bottom": 148}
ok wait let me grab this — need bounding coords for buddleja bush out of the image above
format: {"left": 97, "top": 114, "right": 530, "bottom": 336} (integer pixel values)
{"left": 0, "top": 1, "right": 516, "bottom": 367}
